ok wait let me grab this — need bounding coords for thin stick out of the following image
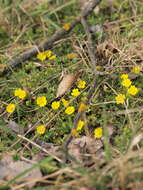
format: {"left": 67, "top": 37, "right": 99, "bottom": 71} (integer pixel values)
{"left": 0, "top": 0, "right": 102, "bottom": 76}
{"left": 81, "top": 18, "right": 98, "bottom": 74}
{"left": 112, "top": 106, "right": 143, "bottom": 115}
{"left": 81, "top": 11, "right": 103, "bottom": 75}
{"left": 17, "top": 134, "right": 62, "bottom": 163}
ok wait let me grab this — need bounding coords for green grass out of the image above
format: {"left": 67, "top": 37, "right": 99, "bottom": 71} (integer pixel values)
{"left": 0, "top": 0, "right": 143, "bottom": 189}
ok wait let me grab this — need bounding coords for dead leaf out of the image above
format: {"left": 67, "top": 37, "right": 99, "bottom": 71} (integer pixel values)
{"left": 104, "top": 0, "right": 115, "bottom": 3}
{"left": 78, "top": 0, "right": 87, "bottom": 8}
{"left": 7, "top": 120, "right": 24, "bottom": 134}
{"left": 90, "top": 24, "right": 103, "bottom": 33}
{"left": 130, "top": 133, "right": 143, "bottom": 150}
{"left": 94, "top": 5, "right": 100, "bottom": 14}
{"left": 0, "top": 154, "right": 42, "bottom": 188}
{"left": 106, "top": 123, "right": 114, "bottom": 136}
{"left": 20, "top": 0, "right": 47, "bottom": 10}
{"left": 97, "top": 39, "right": 119, "bottom": 58}
{"left": 68, "top": 136, "right": 103, "bottom": 163}
{"left": 128, "top": 73, "right": 139, "bottom": 80}
{"left": 36, "top": 140, "right": 60, "bottom": 155}
{"left": 56, "top": 72, "right": 79, "bottom": 98}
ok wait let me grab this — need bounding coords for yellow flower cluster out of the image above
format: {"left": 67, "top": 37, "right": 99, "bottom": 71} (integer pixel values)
{"left": 4, "top": 45, "right": 90, "bottom": 139}
{"left": 115, "top": 74, "right": 139, "bottom": 104}
{"left": 51, "top": 99, "right": 69, "bottom": 111}
{"left": 60, "top": 79, "right": 87, "bottom": 115}
{"left": 55, "top": 79, "right": 87, "bottom": 115}
{"left": 5, "top": 74, "right": 87, "bottom": 137}
{"left": 6, "top": 89, "right": 26, "bottom": 113}
{"left": 70, "top": 80, "right": 86, "bottom": 97}
{"left": 14, "top": 89, "right": 27, "bottom": 99}
{"left": 131, "top": 66, "right": 141, "bottom": 74}
{"left": 37, "top": 50, "right": 56, "bottom": 61}
{"left": 121, "top": 74, "right": 138, "bottom": 95}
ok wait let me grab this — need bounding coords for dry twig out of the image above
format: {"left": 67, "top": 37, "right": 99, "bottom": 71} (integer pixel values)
{"left": 0, "top": 0, "right": 101, "bottom": 76}
{"left": 18, "top": 134, "right": 62, "bottom": 163}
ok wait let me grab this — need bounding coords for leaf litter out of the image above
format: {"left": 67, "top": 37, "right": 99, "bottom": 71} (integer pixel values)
{"left": 0, "top": 153, "right": 42, "bottom": 188}
{"left": 56, "top": 72, "right": 80, "bottom": 98}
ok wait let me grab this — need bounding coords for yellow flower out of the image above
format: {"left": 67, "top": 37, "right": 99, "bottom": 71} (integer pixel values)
{"left": 71, "top": 129, "right": 79, "bottom": 137}
{"left": 36, "top": 125, "right": 46, "bottom": 135}
{"left": 14, "top": 89, "right": 27, "bottom": 99}
{"left": 71, "top": 89, "right": 81, "bottom": 97}
{"left": 44, "top": 50, "right": 56, "bottom": 60}
{"left": 44, "top": 50, "right": 52, "bottom": 58}
{"left": 77, "top": 80, "right": 86, "bottom": 89}
{"left": 115, "top": 94, "right": 125, "bottom": 104}
{"left": 127, "top": 85, "right": 138, "bottom": 95}
{"left": 14, "top": 89, "right": 20, "bottom": 97}
{"left": 36, "top": 96, "right": 47, "bottom": 107}
{"left": 78, "top": 103, "right": 87, "bottom": 112}
{"left": 65, "top": 106, "right": 75, "bottom": 115}
{"left": 120, "top": 74, "right": 128, "bottom": 80}
{"left": 48, "top": 55, "right": 56, "bottom": 60}
{"left": 94, "top": 128, "right": 103, "bottom": 138}
{"left": 63, "top": 23, "right": 71, "bottom": 31}
{"left": 131, "top": 66, "right": 141, "bottom": 74}
{"left": 0, "top": 68, "right": 4, "bottom": 72}
{"left": 51, "top": 101, "right": 60, "bottom": 110}
{"left": 6, "top": 104, "right": 16, "bottom": 113}
{"left": 67, "top": 53, "right": 77, "bottom": 59}
{"left": 121, "top": 79, "right": 132, "bottom": 88}
{"left": 76, "top": 120, "right": 85, "bottom": 131}
{"left": 61, "top": 98, "right": 69, "bottom": 107}
{"left": 96, "top": 66, "right": 102, "bottom": 70}
{"left": 37, "top": 52, "right": 46, "bottom": 61}
{"left": 0, "top": 64, "right": 7, "bottom": 72}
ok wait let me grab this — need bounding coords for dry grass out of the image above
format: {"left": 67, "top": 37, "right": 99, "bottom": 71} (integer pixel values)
{"left": 0, "top": 0, "right": 143, "bottom": 189}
